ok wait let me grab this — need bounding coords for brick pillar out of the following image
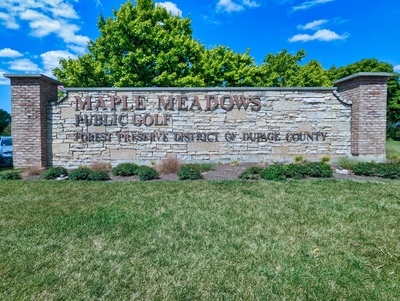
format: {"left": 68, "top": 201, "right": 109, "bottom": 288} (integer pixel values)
{"left": 334, "top": 72, "right": 393, "bottom": 162}
{"left": 4, "top": 74, "right": 61, "bottom": 168}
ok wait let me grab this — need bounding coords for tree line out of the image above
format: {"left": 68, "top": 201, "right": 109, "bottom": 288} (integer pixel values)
{"left": 52, "top": 0, "right": 400, "bottom": 140}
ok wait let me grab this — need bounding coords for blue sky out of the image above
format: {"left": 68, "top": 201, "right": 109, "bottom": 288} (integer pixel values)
{"left": 1, "top": 0, "right": 399, "bottom": 114}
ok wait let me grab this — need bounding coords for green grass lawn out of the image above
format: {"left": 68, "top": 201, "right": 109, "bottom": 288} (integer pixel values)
{"left": 387, "top": 139, "right": 400, "bottom": 161}
{"left": 1, "top": 180, "right": 400, "bottom": 300}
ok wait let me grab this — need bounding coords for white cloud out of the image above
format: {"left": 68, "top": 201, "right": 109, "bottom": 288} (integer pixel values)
{"left": 49, "top": 2, "right": 78, "bottom": 19}
{"left": 8, "top": 58, "right": 42, "bottom": 72}
{"left": 41, "top": 50, "right": 76, "bottom": 76}
{"left": 292, "top": 0, "right": 334, "bottom": 11}
{"left": 0, "top": 1, "right": 88, "bottom": 47}
{"left": 298, "top": 19, "right": 328, "bottom": 30}
{"left": 394, "top": 65, "right": 400, "bottom": 73}
{"left": 0, "top": 48, "right": 23, "bottom": 58}
{"left": 289, "top": 29, "right": 349, "bottom": 42}
{"left": 67, "top": 44, "right": 87, "bottom": 55}
{"left": 217, "top": 0, "right": 244, "bottom": 13}
{"left": 0, "top": 12, "right": 19, "bottom": 29}
{"left": 157, "top": 2, "right": 182, "bottom": 16}
{"left": 242, "top": 0, "right": 260, "bottom": 8}
{"left": 217, "top": 0, "right": 260, "bottom": 13}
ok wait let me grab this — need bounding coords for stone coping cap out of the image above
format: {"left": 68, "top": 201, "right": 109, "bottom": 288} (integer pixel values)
{"left": 65, "top": 86, "right": 336, "bottom": 92}
{"left": 333, "top": 72, "right": 394, "bottom": 85}
{"left": 4, "top": 73, "right": 61, "bottom": 85}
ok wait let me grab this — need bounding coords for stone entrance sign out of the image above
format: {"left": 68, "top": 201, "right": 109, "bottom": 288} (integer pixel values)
{"left": 5, "top": 72, "right": 392, "bottom": 168}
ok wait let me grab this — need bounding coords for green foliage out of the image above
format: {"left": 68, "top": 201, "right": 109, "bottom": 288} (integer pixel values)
{"left": 260, "top": 164, "right": 287, "bottom": 181}
{"left": 241, "top": 162, "right": 333, "bottom": 181}
{"left": 200, "top": 46, "right": 258, "bottom": 87}
{"left": 69, "top": 167, "right": 92, "bottom": 181}
{"left": 39, "top": 167, "right": 68, "bottom": 180}
{"left": 284, "top": 163, "right": 308, "bottom": 179}
{"left": 197, "top": 163, "right": 213, "bottom": 172}
{"left": 0, "top": 171, "right": 21, "bottom": 180}
{"left": 137, "top": 165, "right": 159, "bottom": 181}
{"left": 306, "top": 162, "right": 333, "bottom": 178}
{"left": 55, "top": 0, "right": 204, "bottom": 87}
{"left": 352, "top": 162, "right": 400, "bottom": 179}
{"left": 112, "top": 163, "right": 140, "bottom": 177}
{"left": 88, "top": 170, "right": 110, "bottom": 181}
{"left": 1, "top": 124, "right": 11, "bottom": 136}
{"left": 238, "top": 166, "right": 263, "bottom": 180}
{"left": 0, "top": 109, "right": 11, "bottom": 135}
{"left": 337, "top": 157, "right": 358, "bottom": 170}
{"left": 178, "top": 164, "right": 203, "bottom": 180}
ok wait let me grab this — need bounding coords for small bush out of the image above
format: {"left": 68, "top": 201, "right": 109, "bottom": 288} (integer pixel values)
{"left": 112, "top": 163, "right": 140, "bottom": 177}
{"left": 157, "top": 157, "right": 181, "bottom": 174}
{"left": 137, "top": 166, "right": 159, "bottom": 181}
{"left": 306, "top": 162, "right": 333, "bottom": 178}
{"left": 284, "top": 163, "right": 308, "bottom": 179}
{"left": 90, "top": 162, "right": 112, "bottom": 172}
{"left": 352, "top": 161, "right": 400, "bottom": 179}
{"left": 260, "top": 164, "right": 287, "bottom": 181}
{"left": 89, "top": 170, "right": 110, "bottom": 181}
{"left": 0, "top": 171, "right": 21, "bottom": 180}
{"left": 352, "top": 162, "right": 377, "bottom": 177}
{"left": 238, "top": 166, "right": 264, "bottom": 180}
{"left": 69, "top": 166, "right": 92, "bottom": 181}
{"left": 178, "top": 164, "right": 203, "bottom": 180}
{"left": 39, "top": 167, "right": 68, "bottom": 180}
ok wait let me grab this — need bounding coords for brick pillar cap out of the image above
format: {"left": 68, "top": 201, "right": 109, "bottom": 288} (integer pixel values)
{"left": 333, "top": 72, "right": 394, "bottom": 85}
{"left": 4, "top": 73, "right": 62, "bottom": 85}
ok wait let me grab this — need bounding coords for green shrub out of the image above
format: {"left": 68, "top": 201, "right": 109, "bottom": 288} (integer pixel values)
{"left": 376, "top": 163, "right": 400, "bottom": 179}
{"left": 351, "top": 161, "right": 400, "bottom": 179}
{"left": 238, "top": 166, "right": 264, "bottom": 180}
{"left": 260, "top": 164, "right": 287, "bottom": 181}
{"left": 69, "top": 166, "right": 91, "bottom": 181}
{"left": 112, "top": 163, "right": 140, "bottom": 177}
{"left": 39, "top": 167, "right": 68, "bottom": 180}
{"left": 178, "top": 164, "right": 203, "bottom": 180}
{"left": 88, "top": 171, "right": 110, "bottom": 181}
{"left": 306, "top": 162, "right": 333, "bottom": 178}
{"left": 0, "top": 171, "right": 21, "bottom": 180}
{"left": 352, "top": 162, "right": 378, "bottom": 177}
{"left": 137, "top": 166, "right": 159, "bottom": 181}
{"left": 284, "top": 163, "right": 308, "bottom": 179}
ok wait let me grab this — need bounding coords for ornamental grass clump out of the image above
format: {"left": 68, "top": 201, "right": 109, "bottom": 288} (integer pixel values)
{"left": 157, "top": 157, "right": 181, "bottom": 174}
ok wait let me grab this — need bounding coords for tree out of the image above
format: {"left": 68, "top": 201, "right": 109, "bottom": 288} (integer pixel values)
{"left": 200, "top": 46, "right": 259, "bottom": 87}
{"left": 259, "top": 49, "right": 306, "bottom": 87}
{"left": 0, "top": 109, "right": 11, "bottom": 135}
{"left": 54, "top": 0, "right": 204, "bottom": 87}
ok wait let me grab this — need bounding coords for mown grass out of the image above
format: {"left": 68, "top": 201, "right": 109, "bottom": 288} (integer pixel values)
{"left": 1, "top": 180, "right": 400, "bottom": 300}
{"left": 387, "top": 139, "right": 400, "bottom": 161}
